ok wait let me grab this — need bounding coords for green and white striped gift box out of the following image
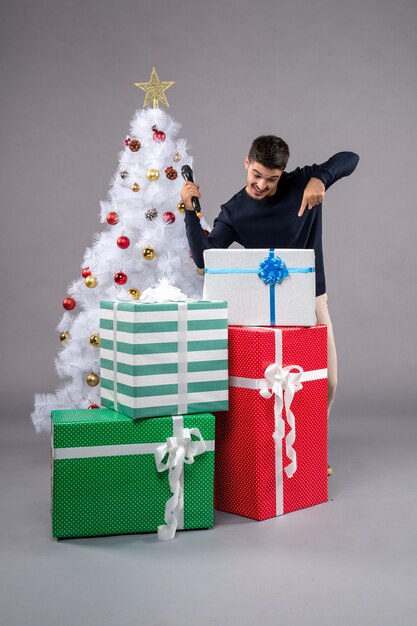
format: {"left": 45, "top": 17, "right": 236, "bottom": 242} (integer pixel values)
{"left": 99, "top": 300, "right": 228, "bottom": 420}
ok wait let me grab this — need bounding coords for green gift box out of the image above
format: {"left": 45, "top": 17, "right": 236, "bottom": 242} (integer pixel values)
{"left": 51, "top": 408, "right": 215, "bottom": 540}
{"left": 99, "top": 300, "right": 228, "bottom": 419}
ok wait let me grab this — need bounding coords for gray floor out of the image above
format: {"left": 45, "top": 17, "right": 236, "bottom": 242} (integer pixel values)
{"left": 1, "top": 407, "right": 416, "bottom": 626}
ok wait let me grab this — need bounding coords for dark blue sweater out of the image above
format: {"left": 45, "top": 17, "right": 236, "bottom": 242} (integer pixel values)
{"left": 184, "top": 151, "right": 359, "bottom": 296}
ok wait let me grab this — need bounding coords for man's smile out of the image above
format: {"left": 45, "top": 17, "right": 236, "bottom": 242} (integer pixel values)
{"left": 252, "top": 184, "right": 268, "bottom": 196}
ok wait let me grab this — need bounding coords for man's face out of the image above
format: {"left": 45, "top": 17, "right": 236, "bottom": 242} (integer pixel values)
{"left": 245, "top": 158, "right": 283, "bottom": 200}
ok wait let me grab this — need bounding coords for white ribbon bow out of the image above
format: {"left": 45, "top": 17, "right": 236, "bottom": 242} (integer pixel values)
{"left": 139, "top": 278, "right": 188, "bottom": 303}
{"left": 259, "top": 363, "right": 304, "bottom": 478}
{"left": 154, "top": 427, "right": 206, "bottom": 540}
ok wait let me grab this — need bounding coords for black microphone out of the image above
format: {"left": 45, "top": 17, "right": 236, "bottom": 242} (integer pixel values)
{"left": 181, "top": 165, "right": 201, "bottom": 213}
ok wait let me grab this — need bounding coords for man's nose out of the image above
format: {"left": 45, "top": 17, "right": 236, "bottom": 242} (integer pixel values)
{"left": 257, "top": 179, "right": 267, "bottom": 189}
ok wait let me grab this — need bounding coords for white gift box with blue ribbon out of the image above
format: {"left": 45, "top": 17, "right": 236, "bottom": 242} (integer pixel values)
{"left": 203, "top": 248, "right": 316, "bottom": 327}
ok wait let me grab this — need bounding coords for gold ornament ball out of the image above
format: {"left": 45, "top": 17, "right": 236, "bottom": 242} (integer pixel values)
{"left": 173, "top": 152, "right": 181, "bottom": 162}
{"left": 60, "top": 331, "right": 71, "bottom": 343}
{"left": 142, "top": 246, "right": 155, "bottom": 260}
{"left": 177, "top": 201, "right": 186, "bottom": 214}
{"left": 89, "top": 333, "right": 100, "bottom": 348}
{"left": 86, "top": 372, "right": 100, "bottom": 387}
{"left": 196, "top": 268, "right": 205, "bottom": 276}
{"left": 84, "top": 275, "right": 98, "bottom": 288}
{"left": 132, "top": 182, "right": 140, "bottom": 192}
{"left": 146, "top": 168, "right": 160, "bottom": 181}
{"left": 128, "top": 288, "right": 141, "bottom": 300}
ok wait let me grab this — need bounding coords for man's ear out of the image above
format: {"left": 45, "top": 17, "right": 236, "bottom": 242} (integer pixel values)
{"left": 244, "top": 157, "right": 249, "bottom": 170}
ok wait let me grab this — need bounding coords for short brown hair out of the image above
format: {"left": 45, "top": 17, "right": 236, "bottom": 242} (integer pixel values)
{"left": 248, "top": 135, "right": 290, "bottom": 170}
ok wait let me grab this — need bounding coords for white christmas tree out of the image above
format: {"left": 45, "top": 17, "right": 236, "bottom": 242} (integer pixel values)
{"left": 32, "top": 69, "right": 207, "bottom": 433}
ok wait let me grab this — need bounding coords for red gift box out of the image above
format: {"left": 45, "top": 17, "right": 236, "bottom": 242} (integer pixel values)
{"left": 214, "top": 325, "right": 328, "bottom": 520}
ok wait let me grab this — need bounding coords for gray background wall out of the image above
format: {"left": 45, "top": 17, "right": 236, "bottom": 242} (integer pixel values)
{"left": 1, "top": 0, "right": 416, "bottom": 418}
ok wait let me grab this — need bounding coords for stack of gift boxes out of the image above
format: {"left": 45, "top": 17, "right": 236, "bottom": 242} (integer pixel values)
{"left": 51, "top": 248, "right": 328, "bottom": 541}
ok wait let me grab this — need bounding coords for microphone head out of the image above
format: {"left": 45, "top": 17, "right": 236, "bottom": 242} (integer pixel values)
{"left": 181, "top": 164, "right": 193, "bottom": 182}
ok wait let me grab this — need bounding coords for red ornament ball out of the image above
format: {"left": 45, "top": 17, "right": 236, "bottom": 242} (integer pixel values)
{"left": 106, "top": 211, "right": 119, "bottom": 225}
{"left": 88, "top": 404, "right": 100, "bottom": 409}
{"left": 152, "top": 125, "right": 166, "bottom": 142}
{"left": 82, "top": 267, "right": 91, "bottom": 278}
{"left": 162, "top": 211, "right": 175, "bottom": 224}
{"left": 63, "top": 297, "right": 76, "bottom": 311}
{"left": 117, "top": 236, "right": 130, "bottom": 249}
{"left": 203, "top": 229, "right": 209, "bottom": 237}
{"left": 114, "top": 271, "right": 127, "bottom": 285}
{"left": 124, "top": 137, "right": 131, "bottom": 146}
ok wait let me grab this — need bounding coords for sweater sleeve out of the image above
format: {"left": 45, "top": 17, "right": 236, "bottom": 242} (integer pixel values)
{"left": 184, "top": 204, "right": 237, "bottom": 268}
{"left": 296, "top": 151, "right": 360, "bottom": 189}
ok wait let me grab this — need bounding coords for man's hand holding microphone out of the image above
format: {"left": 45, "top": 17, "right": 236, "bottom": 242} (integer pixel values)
{"left": 180, "top": 165, "right": 202, "bottom": 212}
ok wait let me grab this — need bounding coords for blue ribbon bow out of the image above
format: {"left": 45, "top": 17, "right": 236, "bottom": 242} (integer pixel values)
{"left": 258, "top": 253, "right": 289, "bottom": 286}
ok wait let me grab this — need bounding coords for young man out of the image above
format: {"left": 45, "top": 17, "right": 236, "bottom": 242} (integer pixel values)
{"left": 181, "top": 136, "right": 359, "bottom": 472}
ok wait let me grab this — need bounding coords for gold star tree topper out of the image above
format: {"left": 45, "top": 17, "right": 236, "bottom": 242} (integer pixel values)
{"left": 134, "top": 68, "right": 175, "bottom": 109}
